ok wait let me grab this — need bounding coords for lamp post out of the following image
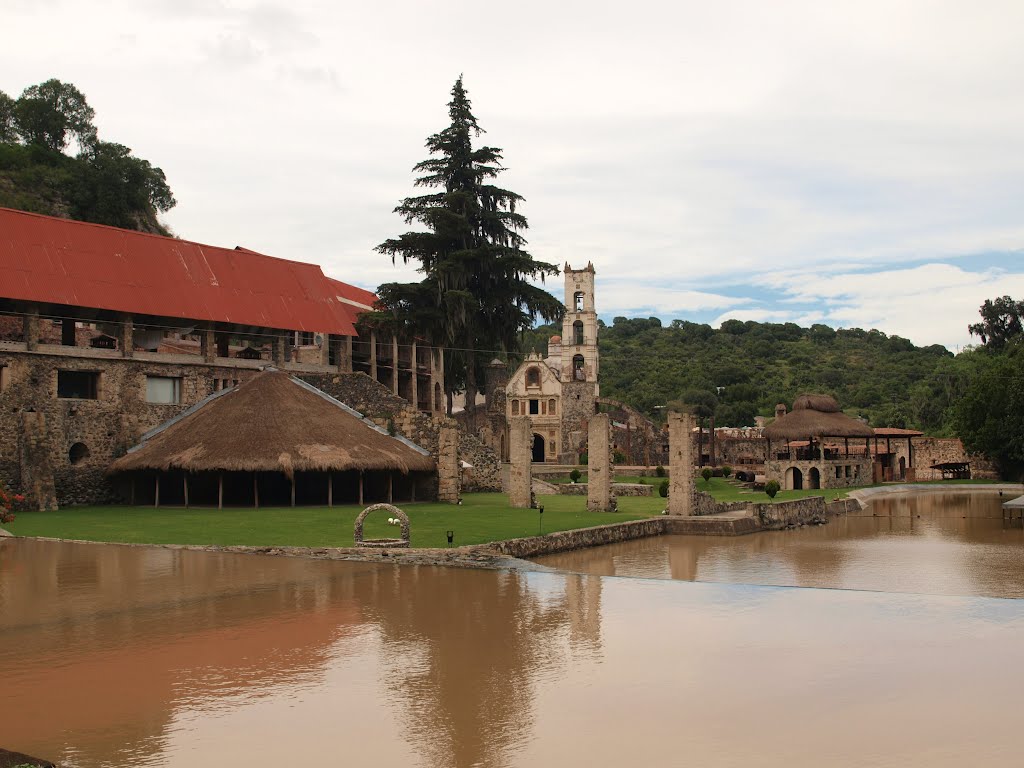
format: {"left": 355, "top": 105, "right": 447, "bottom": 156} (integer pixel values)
{"left": 446, "top": 530, "right": 454, "bottom": 547}
{"left": 538, "top": 505, "right": 544, "bottom": 535}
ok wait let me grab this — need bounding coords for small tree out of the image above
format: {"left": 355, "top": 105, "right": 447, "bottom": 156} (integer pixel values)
{"left": 659, "top": 479, "right": 669, "bottom": 498}
{"left": 701, "top": 467, "right": 712, "bottom": 484}
{"left": 569, "top": 468, "right": 582, "bottom": 483}
{"left": 654, "top": 465, "right": 666, "bottom": 477}
{"left": 765, "top": 480, "right": 780, "bottom": 500}
{"left": 722, "top": 465, "right": 732, "bottom": 479}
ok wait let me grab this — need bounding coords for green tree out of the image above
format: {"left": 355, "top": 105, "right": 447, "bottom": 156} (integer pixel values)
{"left": 371, "top": 77, "right": 563, "bottom": 411}
{"left": 14, "top": 79, "right": 97, "bottom": 153}
{"left": 0, "top": 90, "right": 15, "bottom": 143}
{"left": 68, "top": 141, "right": 176, "bottom": 227}
{"left": 968, "top": 295, "right": 1024, "bottom": 350}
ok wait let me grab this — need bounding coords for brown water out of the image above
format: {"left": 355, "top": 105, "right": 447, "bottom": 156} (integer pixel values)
{"left": 2, "top": 496, "right": 1024, "bottom": 766}
{"left": 536, "top": 492, "right": 1024, "bottom": 598}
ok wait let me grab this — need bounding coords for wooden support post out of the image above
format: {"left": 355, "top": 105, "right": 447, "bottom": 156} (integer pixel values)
{"left": 358, "top": 472, "right": 364, "bottom": 505}
{"left": 369, "top": 332, "right": 377, "bottom": 380}
{"left": 410, "top": 341, "right": 418, "bottom": 408}
{"left": 184, "top": 474, "right": 189, "bottom": 508}
{"left": 218, "top": 473, "right": 224, "bottom": 509}
{"left": 327, "top": 473, "right": 333, "bottom": 507}
{"left": 410, "top": 477, "right": 416, "bottom": 503}
{"left": 155, "top": 474, "right": 160, "bottom": 508}
{"left": 392, "top": 337, "right": 399, "bottom": 394}
{"left": 254, "top": 472, "right": 259, "bottom": 509}
{"left": 130, "top": 476, "right": 135, "bottom": 506}
{"left": 291, "top": 475, "right": 296, "bottom": 507}
{"left": 387, "top": 473, "right": 393, "bottom": 503}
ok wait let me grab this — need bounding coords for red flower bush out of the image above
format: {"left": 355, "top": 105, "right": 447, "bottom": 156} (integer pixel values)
{"left": 0, "top": 482, "right": 28, "bottom": 524}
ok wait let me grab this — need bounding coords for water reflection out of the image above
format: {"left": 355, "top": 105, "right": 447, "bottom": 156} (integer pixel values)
{"left": 535, "top": 493, "right": 1024, "bottom": 597}
{"left": 0, "top": 540, "right": 604, "bottom": 768}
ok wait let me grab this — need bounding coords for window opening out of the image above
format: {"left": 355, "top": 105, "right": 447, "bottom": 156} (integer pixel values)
{"left": 57, "top": 371, "right": 99, "bottom": 400}
{"left": 146, "top": 376, "right": 182, "bottom": 404}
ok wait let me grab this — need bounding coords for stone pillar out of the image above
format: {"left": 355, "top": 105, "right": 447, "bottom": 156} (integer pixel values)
{"left": 342, "top": 335, "right": 353, "bottom": 372}
{"left": 201, "top": 326, "right": 216, "bottom": 363}
{"left": 318, "top": 332, "right": 330, "bottom": 366}
{"left": 369, "top": 331, "right": 377, "bottom": 380}
{"left": 19, "top": 412, "right": 57, "bottom": 511}
{"left": 587, "top": 413, "right": 613, "bottom": 512}
{"left": 392, "top": 336, "right": 400, "bottom": 394}
{"left": 23, "top": 305, "right": 39, "bottom": 351}
{"left": 508, "top": 416, "right": 533, "bottom": 508}
{"left": 437, "top": 425, "right": 460, "bottom": 503}
{"left": 410, "top": 341, "right": 419, "bottom": 408}
{"left": 668, "top": 411, "right": 695, "bottom": 516}
{"left": 272, "top": 333, "right": 287, "bottom": 366}
{"left": 119, "top": 313, "right": 134, "bottom": 358}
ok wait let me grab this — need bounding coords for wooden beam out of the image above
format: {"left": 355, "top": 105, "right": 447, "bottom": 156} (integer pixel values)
{"left": 327, "top": 473, "right": 333, "bottom": 507}
{"left": 130, "top": 475, "right": 135, "bottom": 506}
{"left": 358, "top": 472, "right": 364, "bottom": 505}
{"left": 291, "top": 475, "right": 296, "bottom": 507}
{"left": 387, "top": 473, "right": 393, "bottom": 503}
{"left": 184, "top": 474, "right": 189, "bottom": 508}
{"left": 254, "top": 472, "right": 259, "bottom": 509}
{"left": 218, "top": 473, "right": 224, "bottom": 509}
{"left": 155, "top": 474, "right": 160, "bottom": 508}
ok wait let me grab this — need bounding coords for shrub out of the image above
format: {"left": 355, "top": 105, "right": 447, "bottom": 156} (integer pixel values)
{"left": 722, "top": 465, "right": 732, "bottom": 479}
{"left": 765, "top": 480, "right": 780, "bottom": 500}
{"left": 701, "top": 468, "right": 712, "bottom": 484}
{"left": 579, "top": 452, "right": 588, "bottom": 465}
{"left": 0, "top": 481, "right": 27, "bottom": 524}
{"left": 612, "top": 450, "right": 626, "bottom": 464}
{"left": 569, "top": 468, "right": 582, "bottom": 483}
{"left": 655, "top": 465, "right": 666, "bottom": 477}
{"left": 659, "top": 479, "right": 669, "bottom": 498}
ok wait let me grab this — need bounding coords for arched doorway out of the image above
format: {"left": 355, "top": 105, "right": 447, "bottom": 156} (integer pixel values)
{"left": 898, "top": 456, "right": 906, "bottom": 480}
{"left": 808, "top": 467, "right": 820, "bottom": 489}
{"left": 532, "top": 433, "right": 545, "bottom": 463}
{"left": 786, "top": 467, "right": 803, "bottom": 490}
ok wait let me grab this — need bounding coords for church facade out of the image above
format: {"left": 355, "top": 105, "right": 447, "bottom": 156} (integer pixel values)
{"left": 504, "top": 263, "right": 600, "bottom": 463}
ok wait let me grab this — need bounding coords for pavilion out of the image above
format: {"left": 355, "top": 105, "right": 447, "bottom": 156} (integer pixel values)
{"left": 108, "top": 370, "right": 437, "bottom": 507}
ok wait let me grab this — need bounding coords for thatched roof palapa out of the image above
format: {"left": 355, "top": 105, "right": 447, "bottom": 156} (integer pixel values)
{"left": 763, "top": 394, "right": 874, "bottom": 442}
{"left": 109, "top": 371, "right": 435, "bottom": 477}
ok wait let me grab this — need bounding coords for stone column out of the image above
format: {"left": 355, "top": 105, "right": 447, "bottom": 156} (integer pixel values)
{"left": 508, "top": 416, "right": 533, "bottom": 508}
{"left": 201, "top": 326, "right": 216, "bottom": 363}
{"left": 587, "top": 413, "right": 613, "bottom": 512}
{"left": 19, "top": 412, "right": 57, "bottom": 511}
{"left": 272, "top": 333, "right": 287, "bottom": 366}
{"left": 341, "top": 335, "right": 353, "bottom": 372}
{"left": 410, "top": 341, "right": 419, "bottom": 408}
{"left": 437, "top": 425, "right": 460, "bottom": 503}
{"left": 668, "top": 411, "right": 695, "bottom": 516}
{"left": 318, "top": 332, "right": 331, "bottom": 366}
{"left": 119, "top": 313, "right": 134, "bottom": 358}
{"left": 23, "top": 305, "right": 39, "bottom": 351}
{"left": 369, "top": 331, "right": 377, "bottom": 380}
{"left": 392, "top": 336, "right": 400, "bottom": 394}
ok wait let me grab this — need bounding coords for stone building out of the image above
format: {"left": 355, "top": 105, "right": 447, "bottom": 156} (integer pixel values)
{"left": 503, "top": 263, "right": 601, "bottom": 463}
{"left": 0, "top": 207, "right": 450, "bottom": 508}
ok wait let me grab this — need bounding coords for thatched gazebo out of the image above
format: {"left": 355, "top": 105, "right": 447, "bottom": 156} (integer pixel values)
{"left": 763, "top": 394, "right": 874, "bottom": 490}
{"left": 108, "top": 371, "right": 436, "bottom": 507}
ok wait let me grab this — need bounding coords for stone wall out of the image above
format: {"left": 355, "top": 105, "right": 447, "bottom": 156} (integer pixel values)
{"left": 692, "top": 491, "right": 750, "bottom": 517}
{"left": 508, "top": 416, "right": 533, "bottom": 507}
{"left": 559, "top": 482, "right": 652, "bottom": 497}
{"left": 0, "top": 350, "right": 264, "bottom": 506}
{"left": 668, "top": 412, "right": 694, "bottom": 515}
{"left": 559, "top": 379, "right": 596, "bottom": 463}
{"left": 491, "top": 518, "right": 667, "bottom": 558}
{"left": 766, "top": 457, "right": 871, "bottom": 490}
{"left": 587, "top": 413, "right": 613, "bottom": 511}
{"left": 913, "top": 437, "right": 1001, "bottom": 480}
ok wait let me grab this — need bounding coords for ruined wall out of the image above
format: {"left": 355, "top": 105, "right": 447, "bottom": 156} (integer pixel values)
{"left": 716, "top": 437, "right": 767, "bottom": 467}
{"left": 559, "top": 379, "right": 596, "bottom": 463}
{"left": 436, "top": 426, "right": 459, "bottom": 503}
{"left": 508, "top": 417, "right": 533, "bottom": 508}
{"left": 586, "top": 413, "right": 613, "bottom": 512}
{"left": 668, "top": 412, "right": 694, "bottom": 515}
{"left": 766, "top": 458, "right": 871, "bottom": 490}
{"left": 0, "top": 351, "right": 263, "bottom": 505}
{"left": 913, "top": 437, "right": 1001, "bottom": 480}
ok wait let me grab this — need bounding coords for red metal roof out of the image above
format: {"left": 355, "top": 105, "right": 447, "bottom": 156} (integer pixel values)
{"left": 0, "top": 207, "right": 374, "bottom": 335}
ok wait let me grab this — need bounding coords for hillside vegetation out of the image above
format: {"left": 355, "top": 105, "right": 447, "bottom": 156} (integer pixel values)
{"left": 523, "top": 317, "right": 960, "bottom": 433}
{"left": 0, "top": 79, "right": 174, "bottom": 233}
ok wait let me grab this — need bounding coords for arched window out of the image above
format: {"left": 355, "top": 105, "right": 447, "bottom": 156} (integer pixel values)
{"left": 525, "top": 367, "right": 540, "bottom": 387}
{"left": 574, "top": 291, "right": 585, "bottom": 312}
{"left": 573, "top": 355, "right": 585, "bottom": 381}
{"left": 548, "top": 398, "right": 556, "bottom": 415}
{"left": 573, "top": 320, "right": 584, "bottom": 345}
{"left": 512, "top": 400, "right": 520, "bottom": 415}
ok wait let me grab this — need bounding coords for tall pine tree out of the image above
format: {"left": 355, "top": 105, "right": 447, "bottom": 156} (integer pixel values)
{"left": 370, "top": 77, "right": 563, "bottom": 412}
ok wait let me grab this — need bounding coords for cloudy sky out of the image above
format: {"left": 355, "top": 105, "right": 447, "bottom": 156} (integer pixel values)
{"left": 5, "top": 0, "right": 1024, "bottom": 349}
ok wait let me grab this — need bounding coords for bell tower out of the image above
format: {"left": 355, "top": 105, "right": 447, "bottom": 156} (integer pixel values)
{"left": 561, "top": 262, "right": 599, "bottom": 394}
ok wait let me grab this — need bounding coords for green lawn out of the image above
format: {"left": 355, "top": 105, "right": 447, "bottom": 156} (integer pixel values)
{"left": 3, "top": 493, "right": 661, "bottom": 549}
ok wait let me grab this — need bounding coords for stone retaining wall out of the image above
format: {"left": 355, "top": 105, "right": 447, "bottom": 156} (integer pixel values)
{"left": 490, "top": 519, "right": 668, "bottom": 558}
{"left": 556, "top": 482, "right": 652, "bottom": 496}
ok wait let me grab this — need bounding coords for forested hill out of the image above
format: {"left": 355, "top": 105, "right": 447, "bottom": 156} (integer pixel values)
{"left": 0, "top": 79, "right": 174, "bottom": 234}
{"left": 523, "top": 317, "right": 961, "bottom": 433}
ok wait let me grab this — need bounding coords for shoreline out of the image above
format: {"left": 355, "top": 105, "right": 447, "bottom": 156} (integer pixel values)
{"left": 3, "top": 483, "right": 1021, "bottom": 570}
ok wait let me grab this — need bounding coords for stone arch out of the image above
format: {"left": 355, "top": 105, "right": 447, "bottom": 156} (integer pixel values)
{"left": 526, "top": 366, "right": 541, "bottom": 387}
{"left": 808, "top": 467, "right": 820, "bottom": 489}
{"left": 898, "top": 455, "right": 906, "bottom": 480}
{"left": 785, "top": 466, "right": 803, "bottom": 490}
{"left": 574, "top": 291, "right": 584, "bottom": 311}
{"left": 69, "top": 442, "right": 90, "bottom": 465}
{"left": 572, "top": 354, "right": 585, "bottom": 381}
{"left": 353, "top": 503, "right": 410, "bottom": 547}
{"left": 573, "top": 320, "right": 584, "bottom": 345}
